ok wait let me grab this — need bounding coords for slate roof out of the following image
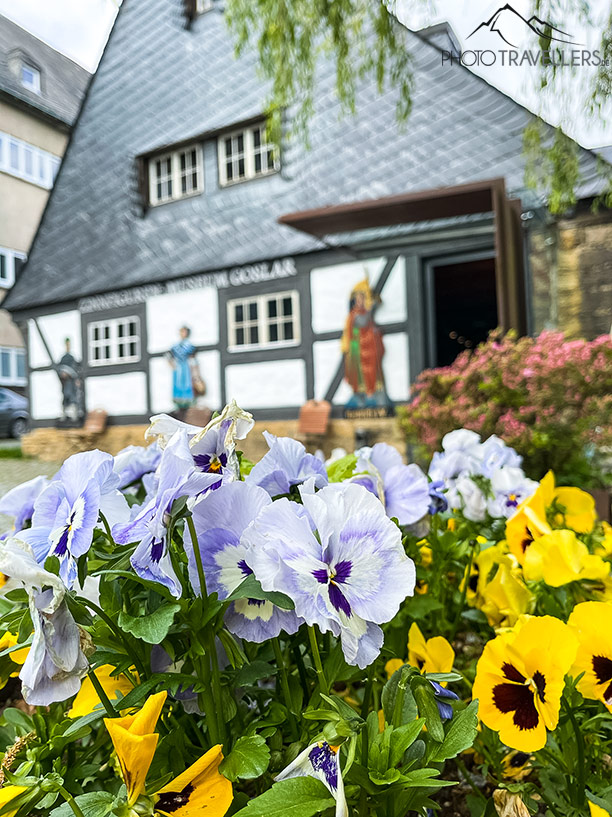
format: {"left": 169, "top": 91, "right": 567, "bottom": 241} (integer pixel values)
{"left": 0, "top": 15, "right": 90, "bottom": 127}
{"left": 4, "top": 0, "right": 606, "bottom": 312}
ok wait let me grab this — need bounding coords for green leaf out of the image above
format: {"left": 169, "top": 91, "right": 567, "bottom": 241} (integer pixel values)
{"left": 381, "top": 666, "right": 417, "bottom": 727}
{"left": 227, "top": 574, "right": 294, "bottom": 610}
{"left": 49, "top": 791, "right": 116, "bottom": 817}
{"left": 44, "top": 555, "right": 61, "bottom": 576}
{"left": 389, "top": 719, "right": 425, "bottom": 767}
{"left": 428, "top": 700, "right": 479, "bottom": 762}
{"left": 235, "top": 660, "right": 276, "bottom": 686}
{"left": 220, "top": 735, "right": 270, "bottom": 781}
{"left": 118, "top": 603, "right": 181, "bottom": 644}
{"left": 412, "top": 678, "right": 444, "bottom": 743}
{"left": 327, "top": 453, "right": 357, "bottom": 482}
{"left": 233, "top": 777, "right": 335, "bottom": 817}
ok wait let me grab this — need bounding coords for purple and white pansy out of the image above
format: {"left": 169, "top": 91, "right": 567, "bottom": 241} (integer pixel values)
{"left": 19, "top": 450, "right": 129, "bottom": 588}
{"left": 113, "top": 430, "right": 221, "bottom": 597}
{"left": 487, "top": 466, "right": 539, "bottom": 519}
{"left": 0, "top": 474, "right": 49, "bottom": 537}
{"left": 275, "top": 740, "right": 348, "bottom": 817}
{"left": 247, "top": 431, "right": 328, "bottom": 497}
{"left": 184, "top": 481, "right": 302, "bottom": 641}
{"left": 244, "top": 482, "right": 415, "bottom": 668}
{"left": 113, "top": 441, "right": 162, "bottom": 490}
{"left": 355, "top": 443, "right": 430, "bottom": 525}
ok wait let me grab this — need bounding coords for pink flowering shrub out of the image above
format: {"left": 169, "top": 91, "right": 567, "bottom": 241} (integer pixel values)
{"left": 398, "top": 331, "right": 612, "bottom": 487}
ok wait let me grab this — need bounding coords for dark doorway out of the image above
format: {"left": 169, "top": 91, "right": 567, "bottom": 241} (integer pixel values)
{"left": 430, "top": 256, "right": 498, "bottom": 367}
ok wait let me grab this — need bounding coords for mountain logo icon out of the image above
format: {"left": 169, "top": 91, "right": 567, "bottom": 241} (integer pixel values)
{"left": 467, "top": 4, "right": 581, "bottom": 48}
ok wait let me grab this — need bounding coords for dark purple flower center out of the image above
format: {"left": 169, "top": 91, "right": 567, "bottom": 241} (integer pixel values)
{"left": 505, "top": 493, "right": 520, "bottom": 508}
{"left": 238, "top": 559, "right": 253, "bottom": 577}
{"left": 151, "top": 538, "right": 164, "bottom": 563}
{"left": 492, "top": 663, "right": 546, "bottom": 732}
{"left": 193, "top": 451, "right": 228, "bottom": 474}
{"left": 592, "top": 655, "right": 612, "bottom": 704}
{"left": 313, "top": 560, "right": 352, "bottom": 617}
{"left": 308, "top": 743, "right": 338, "bottom": 790}
{"left": 54, "top": 509, "right": 78, "bottom": 557}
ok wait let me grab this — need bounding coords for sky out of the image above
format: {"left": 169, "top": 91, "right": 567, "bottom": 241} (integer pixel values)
{"left": 0, "top": 0, "right": 609, "bottom": 148}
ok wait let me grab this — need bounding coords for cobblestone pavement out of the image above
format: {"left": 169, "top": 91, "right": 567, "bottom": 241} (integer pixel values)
{"left": 0, "top": 455, "right": 60, "bottom": 535}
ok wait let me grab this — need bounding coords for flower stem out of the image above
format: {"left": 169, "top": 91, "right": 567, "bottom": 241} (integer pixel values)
{"left": 308, "top": 626, "right": 329, "bottom": 696}
{"left": 360, "top": 661, "right": 376, "bottom": 720}
{"left": 98, "top": 511, "right": 113, "bottom": 543}
{"left": 450, "top": 539, "right": 476, "bottom": 642}
{"left": 273, "top": 637, "right": 299, "bottom": 741}
{"left": 563, "top": 697, "right": 586, "bottom": 807}
{"left": 75, "top": 596, "right": 146, "bottom": 679}
{"left": 87, "top": 669, "right": 116, "bottom": 718}
{"left": 58, "top": 786, "right": 85, "bottom": 817}
{"left": 186, "top": 514, "right": 208, "bottom": 598}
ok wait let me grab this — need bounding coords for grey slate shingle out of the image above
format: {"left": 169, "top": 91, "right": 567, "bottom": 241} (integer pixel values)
{"left": 4, "top": 0, "right": 606, "bottom": 312}
{"left": 0, "top": 14, "right": 90, "bottom": 126}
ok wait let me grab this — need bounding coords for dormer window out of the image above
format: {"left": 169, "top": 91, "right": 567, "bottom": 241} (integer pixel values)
{"left": 147, "top": 143, "right": 203, "bottom": 206}
{"left": 218, "top": 122, "right": 279, "bottom": 186}
{"left": 21, "top": 63, "right": 41, "bottom": 94}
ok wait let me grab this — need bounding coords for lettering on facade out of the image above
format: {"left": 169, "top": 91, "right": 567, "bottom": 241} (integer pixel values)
{"left": 78, "top": 258, "right": 298, "bottom": 313}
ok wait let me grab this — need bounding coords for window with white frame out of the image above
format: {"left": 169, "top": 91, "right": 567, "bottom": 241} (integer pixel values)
{"left": 227, "top": 291, "right": 300, "bottom": 350}
{"left": 88, "top": 317, "right": 141, "bottom": 366}
{"left": 218, "top": 122, "right": 278, "bottom": 186}
{"left": 0, "top": 347, "right": 27, "bottom": 386}
{"left": 0, "top": 247, "right": 26, "bottom": 289}
{"left": 148, "top": 144, "right": 203, "bottom": 206}
{"left": 196, "top": 0, "right": 214, "bottom": 11}
{"left": 0, "top": 131, "right": 60, "bottom": 189}
{"left": 21, "top": 63, "right": 41, "bottom": 94}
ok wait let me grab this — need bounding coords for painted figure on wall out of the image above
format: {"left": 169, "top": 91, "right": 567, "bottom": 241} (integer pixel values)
{"left": 58, "top": 338, "right": 84, "bottom": 422}
{"left": 167, "top": 326, "right": 206, "bottom": 412}
{"left": 341, "top": 278, "right": 388, "bottom": 409}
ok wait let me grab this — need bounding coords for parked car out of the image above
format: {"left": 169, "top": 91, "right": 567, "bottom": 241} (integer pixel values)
{"left": 0, "top": 388, "right": 29, "bottom": 438}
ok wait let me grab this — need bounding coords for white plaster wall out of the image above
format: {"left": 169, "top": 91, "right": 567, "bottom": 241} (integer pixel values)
{"left": 30, "top": 370, "right": 63, "bottom": 419}
{"left": 376, "top": 257, "right": 407, "bottom": 325}
{"left": 149, "top": 350, "right": 222, "bottom": 415}
{"left": 313, "top": 339, "right": 342, "bottom": 401}
{"left": 146, "top": 288, "right": 218, "bottom": 353}
{"left": 310, "top": 257, "right": 386, "bottom": 335}
{"left": 28, "top": 310, "right": 82, "bottom": 368}
{"left": 225, "top": 359, "right": 306, "bottom": 409}
{"left": 85, "top": 372, "right": 148, "bottom": 416}
{"left": 382, "top": 333, "right": 410, "bottom": 402}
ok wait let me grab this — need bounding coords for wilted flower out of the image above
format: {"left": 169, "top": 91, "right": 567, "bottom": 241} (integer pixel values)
{"left": 473, "top": 615, "right": 577, "bottom": 751}
{"left": 0, "top": 538, "right": 88, "bottom": 705}
{"left": 104, "top": 690, "right": 232, "bottom": 814}
{"left": 20, "top": 450, "right": 129, "bottom": 588}
{"left": 275, "top": 740, "right": 347, "bottom": 817}
{"left": 247, "top": 432, "right": 328, "bottom": 496}
{"left": 522, "top": 530, "right": 609, "bottom": 587}
{"left": 245, "top": 483, "right": 415, "bottom": 668}
{"left": 500, "top": 750, "right": 533, "bottom": 781}
{"left": 568, "top": 601, "right": 612, "bottom": 711}
{"left": 184, "top": 481, "right": 302, "bottom": 641}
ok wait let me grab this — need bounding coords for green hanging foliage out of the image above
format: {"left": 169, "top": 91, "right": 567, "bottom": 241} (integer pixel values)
{"left": 524, "top": 122, "right": 581, "bottom": 214}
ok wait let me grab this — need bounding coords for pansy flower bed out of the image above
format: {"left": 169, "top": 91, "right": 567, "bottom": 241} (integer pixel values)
{"left": 0, "top": 403, "right": 610, "bottom": 817}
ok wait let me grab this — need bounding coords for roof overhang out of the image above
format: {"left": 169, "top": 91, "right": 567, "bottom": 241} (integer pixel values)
{"left": 279, "top": 178, "right": 527, "bottom": 334}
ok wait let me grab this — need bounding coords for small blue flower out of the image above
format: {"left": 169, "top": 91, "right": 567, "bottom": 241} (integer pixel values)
{"left": 275, "top": 740, "right": 348, "bottom": 817}
{"left": 429, "top": 679, "right": 459, "bottom": 721}
{"left": 247, "top": 432, "right": 328, "bottom": 497}
{"left": 428, "top": 480, "right": 448, "bottom": 515}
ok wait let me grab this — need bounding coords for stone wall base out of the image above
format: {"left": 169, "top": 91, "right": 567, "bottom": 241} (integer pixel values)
{"left": 22, "top": 416, "right": 405, "bottom": 464}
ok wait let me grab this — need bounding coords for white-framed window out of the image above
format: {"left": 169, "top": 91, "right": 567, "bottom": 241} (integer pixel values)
{"left": 218, "top": 122, "right": 279, "bottom": 186}
{"left": 148, "top": 144, "right": 203, "bottom": 206}
{"left": 0, "top": 131, "right": 60, "bottom": 189}
{"left": 0, "top": 347, "right": 27, "bottom": 386}
{"left": 21, "top": 63, "right": 41, "bottom": 94}
{"left": 196, "top": 0, "right": 214, "bottom": 11}
{"left": 0, "top": 247, "right": 26, "bottom": 289}
{"left": 227, "top": 291, "right": 300, "bottom": 350}
{"left": 88, "top": 317, "right": 141, "bottom": 366}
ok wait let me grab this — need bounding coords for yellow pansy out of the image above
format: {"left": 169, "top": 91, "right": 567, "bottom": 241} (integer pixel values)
{"left": 568, "top": 601, "right": 612, "bottom": 712}
{"left": 553, "top": 486, "right": 597, "bottom": 533}
{"left": 479, "top": 562, "right": 533, "bottom": 629}
{"left": 473, "top": 615, "right": 577, "bottom": 752}
{"left": 69, "top": 664, "right": 136, "bottom": 718}
{"left": 384, "top": 658, "right": 404, "bottom": 678}
{"left": 447, "top": 517, "right": 457, "bottom": 532}
{"left": 105, "top": 690, "right": 168, "bottom": 805}
{"left": 104, "top": 691, "right": 232, "bottom": 816}
{"left": 505, "top": 473, "right": 553, "bottom": 564}
{"left": 500, "top": 750, "right": 533, "bottom": 781}
{"left": 523, "top": 530, "right": 610, "bottom": 587}
{"left": 0, "top": 632, "right": 29, "bottom": 666}
{"left": 417, "top": 540, "right": 433, "bottom": 568}
{"left": 589, "top": 803, "right": 611, "bottom": 817}
{"left": 595, "top": 523, "right": 612, "bottom": 558}
{"left": 0, "top": 785, "right": 27, "bottom": 817}
{"left": 407, "top": 623, "right": 455, "bottom": 675}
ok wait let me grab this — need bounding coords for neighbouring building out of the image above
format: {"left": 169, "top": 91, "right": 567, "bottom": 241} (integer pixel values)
{"left": 3, "top": 0, "right": 611, "bottom": 456}
{"left": 0, "top": 15, "right": 89, "bottom": 392}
